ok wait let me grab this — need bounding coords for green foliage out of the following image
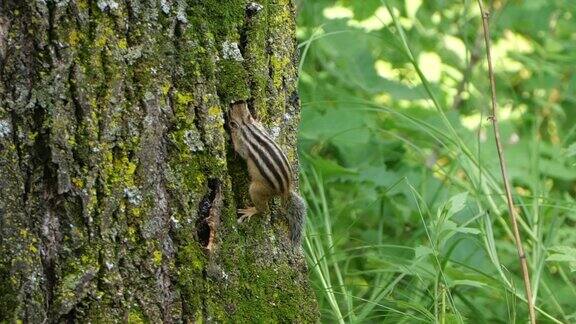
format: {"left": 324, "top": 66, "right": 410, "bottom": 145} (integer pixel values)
{"left": 297, "top": 0, "right": 576, "bottom": 323}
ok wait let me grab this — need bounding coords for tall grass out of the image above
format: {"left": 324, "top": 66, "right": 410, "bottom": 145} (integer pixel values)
{"left": 298, "top": 1, "right": 576, "bottom": 323}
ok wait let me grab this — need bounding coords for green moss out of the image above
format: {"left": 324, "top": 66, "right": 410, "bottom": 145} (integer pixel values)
{"left": 77, "top": 0, "right": 89, "bottom": 10}
{"left": 175, "top": 92, "right": 194, "bottom": 106}
{"left": 179, "top": 244, "right": 206, "bottom": 272}
{"left": 53, "top": 248, "right": 99, "bottom": 315}
{"left": 0, "top": 263, "right": 18, "bottom": 321}
{"left": 161, "top": 83, "right": 171, "bottom": 96}
{"left": 128, "top": 307, "right": 146, "bottom": 324}
{"left": 118, "top": 38, "right": 128, "bottom": 50}
{"left": 176, "top": 242, "right": 207, "bottom": 319}
{"left": 171, "top": 89, "right": 197, "bottom": 133}
{"left": 188, "top": 0, "right": 245, "bottom": 41}
{"left": 100, "top": 149, "right": 138, "bottom": 195}
{"left": 127, "top": 226, "right": 138, "bottom": 242}
{"left": 130, "top": 207, "right": 141, "bottom": 217}
{"left": 202, "top": 239, "right": 318, "bottom": 322}
{"left": 242, "top": 10, "right": 269, "bottom": 115}
{"left": 69, "top": 29, "right": 80, "bottom": 46}
{"left": 270, "top": 55, "right": 290, "bottom": 89}
{"left": 152, "top": 250, "right": 162, "bottom": 266}
{"left": 217, "top": 60, "right": 251, "bottom": 103}
{"left": 95, "top": 26, "right": 114, "bottom": 49}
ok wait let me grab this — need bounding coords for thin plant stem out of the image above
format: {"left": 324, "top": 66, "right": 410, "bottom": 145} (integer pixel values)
{"left": 476, "top": 1, "right": 536, "bottom": 323}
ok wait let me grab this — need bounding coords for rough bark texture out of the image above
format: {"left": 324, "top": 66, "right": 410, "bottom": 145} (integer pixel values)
{"left": 0, "top": 0, "right": 317, "bottom": 322}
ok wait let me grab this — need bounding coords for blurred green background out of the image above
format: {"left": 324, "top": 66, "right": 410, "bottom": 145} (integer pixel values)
{"left": 296, "top": 0, "right": 576, "bottom": 323}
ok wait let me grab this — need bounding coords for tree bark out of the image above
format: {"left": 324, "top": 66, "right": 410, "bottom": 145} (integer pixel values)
{"left": 0, "top": 0, "right": 317, "bottom": 322}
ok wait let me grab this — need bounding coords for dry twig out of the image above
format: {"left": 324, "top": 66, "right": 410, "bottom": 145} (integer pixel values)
{"left": 476, "top": 1, "right": 536, "bottom": 323}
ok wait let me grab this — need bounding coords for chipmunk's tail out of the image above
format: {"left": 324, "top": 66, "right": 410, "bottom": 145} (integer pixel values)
{"left": 285, "top": 190, "right": 307, "bottom": 245}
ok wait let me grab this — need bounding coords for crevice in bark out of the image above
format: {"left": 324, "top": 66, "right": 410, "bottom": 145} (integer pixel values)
{"left": 123, "top": 0, "right": 135, "bottom": 46}
{"left": 94, "top": 162, "right": 105, "bottom": 243}
{"left": 191, "top": 103, "right": 205, "bottom": 144}
{"left": 9, "top": 110, "right": 30, "bottom": 204}
{"left": 289, "top": 90, "right": 299, "bottom": 109}
{"left": 68, "top": 62, "right": 89, "bottom": 176}
{"left": 31, "top": 97, "right": 61, "bottom": 316}
{"left": 68, "top": 63, "right": 84, "bottom": 129}
{"left": 239, "top": 23, "right": 248, "bottom": 56}
{"left": 24, "top": 285, "right": 33, "bottom": 323}
{"left": 196, "top": 178, "right": 221, "bottom": 250}
{"left": 64, "top": 308, "right": 77, "bottom": 323}
{"left": 46, "top": 0, "right": 61, "bottom": 61}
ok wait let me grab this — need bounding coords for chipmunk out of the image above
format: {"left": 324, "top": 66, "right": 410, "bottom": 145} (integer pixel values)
{"left": 229, "top": 101, "right": 306, "bottom": 245}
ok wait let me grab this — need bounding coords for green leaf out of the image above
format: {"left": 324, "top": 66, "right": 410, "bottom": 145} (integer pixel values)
{"left": 414, "top": 245, "right": 434, "bottom": 259}
{"left": 451, "top": 279, "right": 487, "bottom": 289}
{"left": 455, "top": 227, "right": 481, "bottom": 235}
{"left": 547, "top": 246, "right": 576, "bottom": 272}
{"left": 308, "top": 156, "right": 358, "bottom": 178}
{"left": 538, "top": 159, "right": 576, "bottom": 181}
{"left": 359, "top": 166, "right": 399, "bottom": 188}
{"left": 566, "top": 142, "right": 576, "bottom": 158}
{"left": 448, "top": 192, "right": 468, "bottom": 216}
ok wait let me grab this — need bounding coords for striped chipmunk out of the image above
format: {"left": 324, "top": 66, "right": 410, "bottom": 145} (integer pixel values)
{"left": 229, "top": 101, "right": 306, "bottom": 245}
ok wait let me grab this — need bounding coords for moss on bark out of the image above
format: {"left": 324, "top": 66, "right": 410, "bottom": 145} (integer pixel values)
{"left": 0, "top": 0, "right": 317, "bottom": 322}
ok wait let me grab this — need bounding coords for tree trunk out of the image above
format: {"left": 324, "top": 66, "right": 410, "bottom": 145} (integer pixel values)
{"left": 0, "top": 0, "right": 317, "bottom": 322}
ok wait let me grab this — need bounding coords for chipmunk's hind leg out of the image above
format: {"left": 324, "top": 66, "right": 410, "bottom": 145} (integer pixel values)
{"left": 237, "top": 181, "right": 270, "bottom": 224}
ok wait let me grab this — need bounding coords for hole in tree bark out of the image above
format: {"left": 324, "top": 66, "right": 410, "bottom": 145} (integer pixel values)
{"left": 196, "top": 179, "right": 222, "bottom": 252}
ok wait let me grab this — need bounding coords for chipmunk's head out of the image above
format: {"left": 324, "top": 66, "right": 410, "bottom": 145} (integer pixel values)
{"left": 229, "top": 101, "right": 253, "bottom": 129}
{"left": 229, "top": 101, "right": 254, "bottom": 158}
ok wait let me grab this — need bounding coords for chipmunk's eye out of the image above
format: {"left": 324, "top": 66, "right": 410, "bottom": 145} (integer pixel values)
{"left": 230, "top": 121, "right": 239, "bottom": 129}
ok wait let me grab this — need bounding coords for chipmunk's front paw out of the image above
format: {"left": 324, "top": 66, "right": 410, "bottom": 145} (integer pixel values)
{"left": 237, "top": 206, "right": 258, "bottom": 224}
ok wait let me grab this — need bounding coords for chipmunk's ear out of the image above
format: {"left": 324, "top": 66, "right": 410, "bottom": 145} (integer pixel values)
{"left": 230, "top": 101, "right": 252, "bottom": 123}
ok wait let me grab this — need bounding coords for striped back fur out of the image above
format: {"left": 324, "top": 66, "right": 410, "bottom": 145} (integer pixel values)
{"left": 229, "top": 102, "right": 293, "bottom": 194}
